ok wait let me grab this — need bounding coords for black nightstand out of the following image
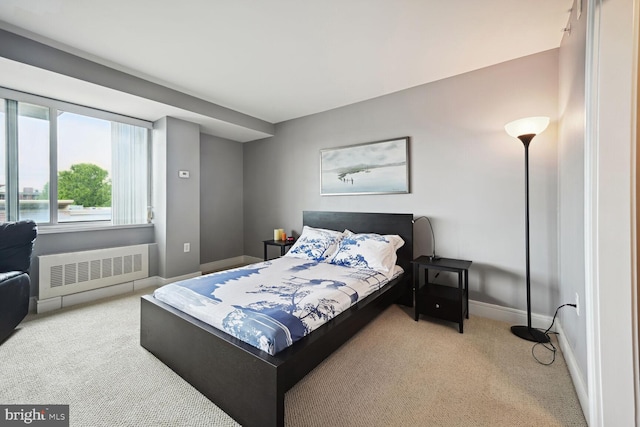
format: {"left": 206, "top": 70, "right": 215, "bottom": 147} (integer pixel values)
{"left": 263, "top": 239, "right": 295, "bottom": 260}
{"left": 412, "top": 256, "right": 472, "bottom": 333}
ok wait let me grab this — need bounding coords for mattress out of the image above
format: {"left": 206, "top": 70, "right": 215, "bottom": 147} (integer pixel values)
{"left": 153, "top": 256, "right": 402, "bottom": 355}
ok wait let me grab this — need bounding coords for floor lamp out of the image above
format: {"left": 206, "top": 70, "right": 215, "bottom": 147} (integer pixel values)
{"left": 504, "top": 116, "right": 550, "bottom": 343}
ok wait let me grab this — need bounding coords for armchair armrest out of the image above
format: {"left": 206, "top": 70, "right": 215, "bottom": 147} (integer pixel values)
{"left": 0, "top": 272, "right": 30, "bottom": 343}
{"left": 0, "top": 271, "right": 25, "bottom": 283}
{"left": 0, "top": 220, "right": 37, "bottom": 273}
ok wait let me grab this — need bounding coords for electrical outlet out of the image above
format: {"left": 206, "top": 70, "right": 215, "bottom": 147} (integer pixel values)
{"left": 575, "top": 292, "right": 580, "bottom": 316}
{"left": 184, "top": 243, "right": 190, "bottom": 253}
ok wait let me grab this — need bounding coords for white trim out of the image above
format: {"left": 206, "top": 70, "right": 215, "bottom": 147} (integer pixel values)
{"left": 631, "top": 2, "right": 640, "bottom": 424}
{"left": 37, "top": 222, "right": 153, "bottom": 235}
{"left": 243, "top": 255, "right": 264, "bottom": 265}
{"left": 469, "top": 300, "right": 552, "bottom": 327}
{"left": 200, "top": 256, "right": 248, "bottom": 273}
{"left": 584, "top": 0, "right": 603, "bottom": 425}
{"left": 200, "top": 255, "right": 264, "bottom": 273}
{"left": 37, "top": 281, "right": 136, "bottom": 313}
{"left": 62, "top": 281, "right": 134, "bottom": 308}
{"left": 153, "top": 271, "right": 201, "bottom": 286}
{"left": 133, "top": 276, "right": 162, "bottom": 291}
{"left": 35, "top": 296, "right": 62, "bottom": 313}
{"left": 556, "top": 320, "right": 589, "bottom": 422}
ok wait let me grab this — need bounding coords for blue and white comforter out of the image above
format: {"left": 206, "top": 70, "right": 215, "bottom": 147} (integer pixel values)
{"left": 153, "top": 257, "right": 402, "bottom": 355}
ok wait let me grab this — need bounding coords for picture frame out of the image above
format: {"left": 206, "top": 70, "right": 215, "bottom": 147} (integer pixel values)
{"left": 320, "top": 137, "right": 409, "bottom": 196}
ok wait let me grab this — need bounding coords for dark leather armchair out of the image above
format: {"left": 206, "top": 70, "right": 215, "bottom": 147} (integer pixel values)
{"left": 0, "top": 220, "right": 37, "bottom": 344}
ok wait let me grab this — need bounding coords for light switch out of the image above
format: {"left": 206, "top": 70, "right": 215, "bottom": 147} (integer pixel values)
{"left": 179, "top": 170, "right": 190, "bottom": 178}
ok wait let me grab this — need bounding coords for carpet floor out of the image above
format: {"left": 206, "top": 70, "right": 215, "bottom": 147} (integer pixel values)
{"left": 0, "top": 289, "right": 587, "bottom": 426}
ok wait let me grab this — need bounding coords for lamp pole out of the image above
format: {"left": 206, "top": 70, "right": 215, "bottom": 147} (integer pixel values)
{"left": 510, "top": 133, "right": 550, "bottom": 343}
{"left": 523, "top": 135, "right": 534, "bottom": 334}
{"left": 504, "top": 116, "right": 550, "bottom": 344}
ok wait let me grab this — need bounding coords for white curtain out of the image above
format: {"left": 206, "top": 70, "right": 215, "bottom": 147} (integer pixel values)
{"left": 111, "top": 123, "right": 147, "bottom": 225}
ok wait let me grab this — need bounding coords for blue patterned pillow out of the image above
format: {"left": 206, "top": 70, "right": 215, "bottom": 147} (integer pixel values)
{"left": 328, "top": 230, "right": 404, "bottom": 276}
{"left": 284, "top": 226, "right": 344, "bottom": 261}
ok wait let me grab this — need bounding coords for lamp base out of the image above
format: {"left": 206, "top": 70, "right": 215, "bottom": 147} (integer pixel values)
{"left": 510, "top": 325, "right": 550, "bottom": 343}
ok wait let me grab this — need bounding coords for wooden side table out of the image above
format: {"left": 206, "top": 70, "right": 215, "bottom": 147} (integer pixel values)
{"left": 412, "top": 256, "right": 472, "bottom": 333}
{"left": 263, "top": 239, "right": 295, "bottom": 260}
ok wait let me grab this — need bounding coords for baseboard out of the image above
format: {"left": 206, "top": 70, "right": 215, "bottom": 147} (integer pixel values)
{"left": 133, "top": 276, "right": 162, "bottom": 291}
{"left": 555, "top": 320, "right": 589, "bottom": 423}
{"left": 243, "top": 255, "right": 263, "bottom": 265}
{"left": 470, "top": 299, "right": 588, "bottom": 423}
{"left": 62, "top": 281, "right": 135, "bottom": 308}
{"left": 35, "top": 271, "right": 201, "bottom": 314}
{"left": 37, "top": 282, "right": 135, "bottom": 313}
{"left": 36, "top": 296, "right": 62, "bottom": 313}
{"left": 200, "top": 256, "right": 248, "bottom": 273}
{"left": 152, "top": 271, "right": 201, "bottom": 287}
{"left": 469, "top": 299, "right": 552, "bottom": 328}
{"left": 201, "top": 255, "right": 263, "bottom": 273}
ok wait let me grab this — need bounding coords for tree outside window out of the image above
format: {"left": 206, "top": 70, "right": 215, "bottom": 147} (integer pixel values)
{"left": 57, "top": 163, "right": 112, "bottom": 207}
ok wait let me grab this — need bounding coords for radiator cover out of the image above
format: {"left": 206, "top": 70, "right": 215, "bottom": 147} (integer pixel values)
{"left": 39, "top": 244, "right": 149, "bottom": 299}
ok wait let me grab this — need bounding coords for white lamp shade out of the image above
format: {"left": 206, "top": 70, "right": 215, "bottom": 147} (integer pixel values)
{"left": 504, "top": 116, "right": 550, "bottom": 138}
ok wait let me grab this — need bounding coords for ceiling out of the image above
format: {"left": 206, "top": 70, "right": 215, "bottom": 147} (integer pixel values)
{"left": 0, "top": 0, "right": 573, "bottom": 141}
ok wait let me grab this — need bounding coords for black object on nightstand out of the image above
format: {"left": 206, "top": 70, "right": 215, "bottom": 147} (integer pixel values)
{"left": 263, "top": 239, "right": 295, "bottom": 261}
{"left": 412, "top": 256, "right": 472, "bottom": 333}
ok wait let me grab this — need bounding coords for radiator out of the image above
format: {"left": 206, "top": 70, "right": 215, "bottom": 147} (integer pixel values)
{"left": 39, "top": 244, "right": 149, "bottom": 300}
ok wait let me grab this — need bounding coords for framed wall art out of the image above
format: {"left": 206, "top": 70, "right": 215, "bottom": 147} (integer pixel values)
{"left": 320, "top": 137, "right": 409, "bottom": 195}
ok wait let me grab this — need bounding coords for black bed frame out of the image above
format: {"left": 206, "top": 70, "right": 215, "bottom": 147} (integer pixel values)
{"left": 140, "top": 211, "right": 413, "bottom": 427}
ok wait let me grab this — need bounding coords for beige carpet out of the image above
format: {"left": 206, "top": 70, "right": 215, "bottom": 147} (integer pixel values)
{"left": 0, "top": 289, "right": 586, "bottom": 426}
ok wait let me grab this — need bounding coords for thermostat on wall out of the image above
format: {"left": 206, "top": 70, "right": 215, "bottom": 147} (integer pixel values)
{"left": 178, "top": 170, "right": 190, "bottom": 178}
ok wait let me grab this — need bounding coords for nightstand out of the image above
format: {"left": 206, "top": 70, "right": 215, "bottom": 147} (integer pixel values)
{"left": 263, "top": 239, "right": 295, "bottom": 260}
{"left": 412, "top": 256, "right": 472, "bottom": 333}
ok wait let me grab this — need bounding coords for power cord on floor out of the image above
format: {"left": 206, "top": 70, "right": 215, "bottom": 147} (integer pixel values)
{"left": 532, "top": 303, "right": 577, "bottom": 365}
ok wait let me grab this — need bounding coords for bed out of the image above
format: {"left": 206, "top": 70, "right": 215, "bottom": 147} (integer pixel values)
{"left": 140, "top": 211, "right": 413, "bottom": 427}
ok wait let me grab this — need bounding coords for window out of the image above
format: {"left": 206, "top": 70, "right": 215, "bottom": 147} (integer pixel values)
{"left": 57, "top": 111, "right": 111, "bottom": 223}
{"left": 1, "top": 90, "right": 151, "bottom": 226}
{"left": 18, "top": 102, "right": 50, "bottom": 222}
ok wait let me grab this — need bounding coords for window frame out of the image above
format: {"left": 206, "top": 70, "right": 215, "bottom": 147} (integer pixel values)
{"left": 1, "top": 87, "right": 153, "bottom": 229}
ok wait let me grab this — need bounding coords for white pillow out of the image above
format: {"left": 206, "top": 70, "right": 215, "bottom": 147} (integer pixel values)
{"left": 328, "top": 230, "right": 404, "bottom": 276}
{"left": 284, "top": 225, "right": 344, "bottom": 261}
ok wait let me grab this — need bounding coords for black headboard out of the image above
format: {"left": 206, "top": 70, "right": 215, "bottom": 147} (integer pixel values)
{"left": 302, "top": 211, "right": 414, "bottom": 277}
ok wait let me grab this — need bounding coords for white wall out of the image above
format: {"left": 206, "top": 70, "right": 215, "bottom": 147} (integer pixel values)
{"left": 244, "top": 50, "right": 560, "bottom": 318}
{"left": 558, "top": 0, "right": 588, "bottom": 387}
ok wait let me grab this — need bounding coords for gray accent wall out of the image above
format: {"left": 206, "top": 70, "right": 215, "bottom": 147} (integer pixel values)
{"left": 153, "top": 117, "right": 201, "bottom": 278}
{"left": 243, "top": 49, "right": 560, "bottom": 318}
{"left": 200, "top": 134, "right": 244, "bottom": 263}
